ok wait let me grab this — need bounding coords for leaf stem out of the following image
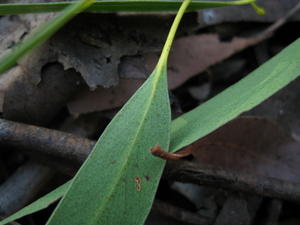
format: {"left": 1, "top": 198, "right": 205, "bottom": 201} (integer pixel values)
{"left": 156, "top": 0, "right": 191, "bottom": 73}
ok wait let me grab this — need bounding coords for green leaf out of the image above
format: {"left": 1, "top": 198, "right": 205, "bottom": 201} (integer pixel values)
{"left": 44, "top": 1, "right": 190, "bottom": 225}
{"left": 0, "top": 0, "right": 95, "bottom": 74}
{"left": 0, "top": 0, "right": 254, "bottom": 15}
{"left": 48, "top": 70, "right": 170, "bottom": 225}
{"left": 170, "top": 38, "right": 300, "bottom": 152}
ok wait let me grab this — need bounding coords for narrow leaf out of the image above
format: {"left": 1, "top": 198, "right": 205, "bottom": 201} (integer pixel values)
{"left": 45, "top": 1, "right": 190, "bottom": 225}
{"left": 49, "top": 72, "right": 170, "bottom": 225}
{"left": 0, "top": 0, "right": 95, "bottom": 74}
{"left": 0, "top": 0, "right": 254, "bottom": 15}
{"left": 170, "top": 38, "right": 300, "bottom": 152}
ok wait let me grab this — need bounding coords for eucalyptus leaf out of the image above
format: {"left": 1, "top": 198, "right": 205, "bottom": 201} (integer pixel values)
{"left": 170, "top": 37, "right": 300, "bottom": 152}
{"left": 0, "top": 0, "right": 95, "bottom": 74}
{"left": 48, "top": 70, "right": 170, "bottom": 225}
{"left": 0, "top": 0, "right": 255, "bottom": 15}
{"left": 44, "top": 1, "right": 190, "bottom": 225}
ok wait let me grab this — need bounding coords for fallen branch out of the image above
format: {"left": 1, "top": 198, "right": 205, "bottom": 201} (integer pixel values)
{"left": 0, "top": 118, "right": 95, "bottom": 167}
{"left": 1, "top": 118, "right": 300, "bottom": 203}
{"left": 0, "top": 117, "right": 97, "bottom": 216}
{"left": 165, "top": 160, "right": 300, "bottom": 203}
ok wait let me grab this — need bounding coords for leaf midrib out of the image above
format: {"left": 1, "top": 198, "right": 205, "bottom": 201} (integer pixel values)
{"left": 88, "top": 72, "right": 165, "bottom": 225}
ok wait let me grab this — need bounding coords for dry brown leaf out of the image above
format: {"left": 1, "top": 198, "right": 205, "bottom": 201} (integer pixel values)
{"left": 68, "top": 79, "right": 145, "bottom": 115}
{"left": 68, "top": 4, "right": 300, "bottom": 116}
{"left": 145, "top": 34, "right": 257, "bottom": 89}
{"left": 68, "top": 34, "right": 259, "bottom": 115}
{"left": 177, "top": 117, "right": 300, "bottom": 183}
{"left": 66, "top": 3, "right": 300, "bottom": 116}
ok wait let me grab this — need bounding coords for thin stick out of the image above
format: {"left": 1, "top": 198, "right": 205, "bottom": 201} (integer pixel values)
{"left": 246, "top": 1, "right": 300, "bottom": 44}
{"left": 1, "top": 118, "right": 300, "bottom": 203}
{"left": 166, "top": 160, "right": 300, "bottom": 203}
{"left": 0, "top": 118, "right": 95, "bottom": 167}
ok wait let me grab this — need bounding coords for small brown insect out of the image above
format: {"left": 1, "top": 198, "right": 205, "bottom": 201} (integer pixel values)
{"left": 134, "top": 177, "right": 142, "bottom": 192}
{"left": 150, "top": 145, "right": 192, "bottom": 160}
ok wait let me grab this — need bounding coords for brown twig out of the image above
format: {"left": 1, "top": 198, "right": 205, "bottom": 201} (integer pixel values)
{"left": 244, "top": 1, "right": 300, "bottom": 45}
{"left": 166, "top": 160, "right": 300, "bottom": 204}
{"left": 1, "top": 119, "right": 300, "bottom": 203}
{"left": 0, "top": 118, "right": 96, "bottom": 167}
{"left": 260, "top": 1, "right": 300, "bottom": 38}
{"left": 0, "top": 117, "right": 97, "bottom": 216}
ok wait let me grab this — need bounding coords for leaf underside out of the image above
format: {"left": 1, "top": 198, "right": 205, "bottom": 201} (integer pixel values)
{"left": 46, "top": 67, "right": 171, "bottom": 225}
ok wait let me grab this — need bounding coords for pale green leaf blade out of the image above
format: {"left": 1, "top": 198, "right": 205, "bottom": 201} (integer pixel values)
{"left": 0, "top": 60, "right": 169, "bottom": 225}
{"left": 47, "top": 70, "right": 170, "bottom": 225}
{"left": 0, "top": 67, "right": 170, "bottom": 225}
{"left": 0, "top": 0, "right": 95, "bottom": 74}
{"left": 170, "top": 38, "right": 300, "bottom": 152}
{"left": 0, "top": 182, "right": 70, "bottom": 225}
{"left": 0, "top": 0, "right": 254, "bottom": 15}
{"left": 45, "top": 1, "right": 191, "bottom": 225}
